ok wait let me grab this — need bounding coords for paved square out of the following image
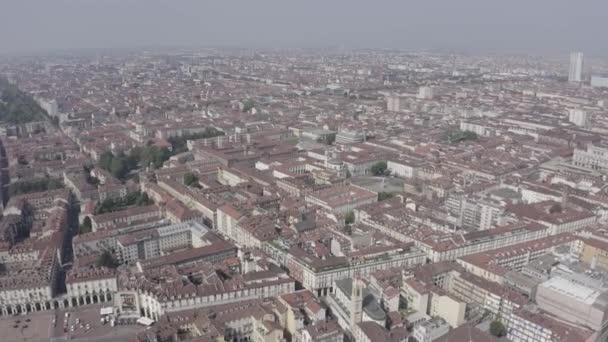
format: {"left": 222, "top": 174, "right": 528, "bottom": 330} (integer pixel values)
{"left": 49, "top": 304, "right": 146, "bottom": 342}
{"left": 0, "top": 311, "right": 53, "bottom": 342}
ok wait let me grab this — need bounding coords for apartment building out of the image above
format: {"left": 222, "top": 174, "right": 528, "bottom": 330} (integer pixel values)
{"left": 286, "top": 243, "right": 426, "bottom": 296}
{"left": 305, "top": 184, "right": 377, "bottom": 214}
{"left": 573, "top": 143, "right": 608, "bottom": 171}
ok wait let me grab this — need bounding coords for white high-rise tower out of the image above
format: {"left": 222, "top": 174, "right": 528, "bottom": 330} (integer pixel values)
{"left": 569, "top": 52, "right": 584, "bottom": 83}
{"left": 568, "top": 109, "right": 587, "bottom": 127}
{"left": 350, "top": 277, "right": 364, "bottom": 328}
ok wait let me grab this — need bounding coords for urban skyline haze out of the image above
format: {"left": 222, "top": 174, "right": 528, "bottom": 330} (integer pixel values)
{"left": 1, "top": 0, "right": 607, "bottom": 55}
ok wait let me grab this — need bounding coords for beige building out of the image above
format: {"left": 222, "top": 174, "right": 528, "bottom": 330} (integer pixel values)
{"left": 429, "top": 293, "right": 466, "bottom": 328}
{"left": 579, "top": 237, "right": 608, "bottom": 270}
{"left": 402, "top": 278, "right": 466, "bottom": 328}
{"left": 278, "top": 290, "right": 326, "bottom": 338}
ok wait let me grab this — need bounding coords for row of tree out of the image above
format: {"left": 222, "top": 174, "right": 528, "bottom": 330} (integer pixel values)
{"left": 98, "top": 128, "right": 225, "bottom": 180}
{"left": 443, "top": 129, "right": 478, "bottom": 144}
{"left": 371, "top": 161, "right": 390, "bottom": 176}
{"left": 168, "top": 127, "right": 225, "bottom": 154}
{"left": 98, "top": 144, "right": 172, "bottom": 180}
{"left": 8, "top": 177, "right": 63, "bottom": 196}
{"left": 378, "top": 191, "right": 394, "bottom": 201}
{"left": 0, "top": 77, "right": 49, "bottom": 124}
{"left": 95, "top": 191, "right": 153, "bottom": 214}
{"left": 97, "top": 250, "right": 119, "bottom": 269}
{"left": 98, "top": 151, "right": 138, "bottom": 180}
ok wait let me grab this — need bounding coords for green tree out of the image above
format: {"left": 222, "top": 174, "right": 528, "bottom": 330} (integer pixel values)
{"left": 463, "top": 130, "right": 478, "bottom": 140}
{"left": 109, "top": 157, "right": 126, "bottom": 179}
{"left": 126, "top": 148, "right": 141, "bottom": 170}
{"left": 168, "top": 127, "right": 225, "bottom": 153}
{"left": 184, "top": 172, "right": 199, "bottom": 187}
{"left": 139, "top": 146, "right": 156, "bottom": 168}
{"left": 490, "top": 320, "right": 506, "bottom": 337}
{"left": 155, "top": 147, "right": 171, "bottom": 168}
{"left": 96, "top": 250, "right": 119, "bottom": 269}
{"left": 95, "top": 191, "right": 154, "bottom": 214}
{"left": 79, "top": 216, "right": 92, "bottom": 234}
{"left": 17, "top": 155, "right": 28, "bottom": 165}
{"left": 85, "top": 174, "right": 100, "bottom": 186}
{"left": 443, "top": 129, "right": 478, "bottom": 144}
{"left": 242, "top": 99, "right": 255, "bottom": 112}
{"left": 0, "top": 77, "right": 49, "bottom": 124}
{"left": 378, "top": 192, "right": 394, "bottom": 201}
{"left": 139, "top": 145, "right": 171, "bottom": 169}
{"left": 327, "top": 134, "right": 336, "bottom": 145}
{"left": 136, "top": 192, "right": 152, "bottom": 206}
{"left": 96, "top": 198, "right": 117, "bottom": 214}
{"left": 345, "top": 211, "right": 355, "bottom": 225}
{"left": 8, "top": 177, "right": 63, "bottom": 196}
{"left": 371, "top": 161, "right": 388, "bottom": 176}
{"left": 316, "top": 134, "right": 336, "bottom": 145}
{"left": 549, "top": 203, "right": 563, "bottom": 214}
{"left": 98, "top": 151, "right": 114, "bottom": 170}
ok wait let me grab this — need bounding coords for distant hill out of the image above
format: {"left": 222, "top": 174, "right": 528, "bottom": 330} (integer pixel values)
{"left": 0, "top": 77, "right": 48, "bottom": 124}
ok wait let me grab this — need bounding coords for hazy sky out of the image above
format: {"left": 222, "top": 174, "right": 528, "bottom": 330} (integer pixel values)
{"left": 1, "top": 0, "right": 607, "bottom": 55}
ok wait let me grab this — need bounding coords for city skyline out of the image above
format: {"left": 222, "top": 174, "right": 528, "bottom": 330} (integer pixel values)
{"left": 1, "top": 2, "right": 608, "bottom": 342}
{"left": 1, "top": 0, "right": 608, "bottom": 55}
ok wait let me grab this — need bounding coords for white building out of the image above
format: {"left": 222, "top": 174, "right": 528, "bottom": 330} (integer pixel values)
{"left": 387, "top": 157, "right": 423, "bottom": 178}
{"left": 116, "top": 272, "right": 295, "bottom": 321}
{"left": 573, "top": 143, "right": 608, "bottom": 171}
{"left": 117, "top": 221, "right": 209, "bottom": 263}
{"left": 459, "top": 121, "right": 496, "bottom": 137}
{"left": 335, "top": 130, "right": 365, "bottom": 145}
{"left": 535, "top": 274, "right": 608, "bottom": 331}
{"left": 38, "top": 98, "right": 59, "bottom": 117}
{"left": 66, "top": 268, "right": 118, "bottom": 307}
{"left": 568, "top": 52, "right": 584, "bottom": 83}
{"left": 591, "top": 76, "right": 608, "bottom": 88}
{"left": 386, "top": 95, "right": 401, "bottom": 112}
{"left": 508, "top": 308, "right": 590, "bottom": 342}
{"left": 417, "top": 86, "right": 434, "bottom": 100}
{"left": 286, "top": 244, "right": 426, "bottom": 295}
{"left": 0, "top": 249, "right": 61, "bottom": 316}
{"left": 568, "top": 109, "right": 587, "bottom": 127}
{"left": 412, "top": 317, "right": 450, "bottom": 342}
